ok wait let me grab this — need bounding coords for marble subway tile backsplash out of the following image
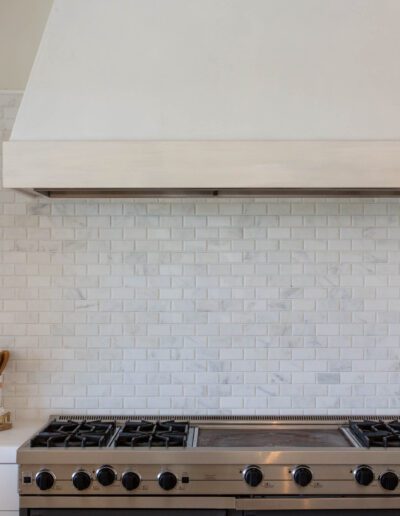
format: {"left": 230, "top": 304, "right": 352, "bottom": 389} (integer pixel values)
{"left": 2, "top": 92, "right": 400, "bottom": 419}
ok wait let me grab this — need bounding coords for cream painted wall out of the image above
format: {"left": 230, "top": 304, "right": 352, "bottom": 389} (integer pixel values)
{"left": 0, "top": 0, "right": 52, "bottom": 90}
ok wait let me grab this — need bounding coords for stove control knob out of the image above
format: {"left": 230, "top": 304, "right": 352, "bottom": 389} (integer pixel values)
{"left": 243, "top": 466, "right": 263, "bottom": 487}
{"left": 292, "top": 466, "right": 313, "bottom": 487}
{"left": 96, "top": 465, "right": 116, "bottom": 486}
{"left": 72, "top": 470, "right": 91, "bottom": 491}
{"left": 122, "top": 471, "right": 141, "bottom": 491}
{"left": 158, "top": 471, "right": 177, "bottom": 491}
{"left": 354, "top": 466, "right": 374, "bottom": 486}
{"left": 35, "top": 469, "right": 55, "bottom": 491}
{"left": 379, "top": 471, "right": 399, "bottom": 491}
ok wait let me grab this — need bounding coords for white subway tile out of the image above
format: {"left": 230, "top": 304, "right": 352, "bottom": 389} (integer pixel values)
{"left": 2, "top": 92, "right": 400, "bottom": 417}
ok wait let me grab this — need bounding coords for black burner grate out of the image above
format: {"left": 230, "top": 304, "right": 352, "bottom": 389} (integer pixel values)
{"left": 349, "top": 419, "right": 400, "bottom": 448}
{"left": 114, "top": 420, "right": 189, "bottom": 448}
{"left": 30, "top": 419, "right": 116, "bottom": 448}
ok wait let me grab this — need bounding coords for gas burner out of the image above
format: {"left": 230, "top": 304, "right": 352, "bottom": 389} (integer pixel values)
{"left": 114, "top": 419, "right": 190, "bottom": 448}
{"left": 349, "top": 419, "right": 400, "bottom": 448}
{"left": 30, "top": 419, "right": 116, "bottom": 448}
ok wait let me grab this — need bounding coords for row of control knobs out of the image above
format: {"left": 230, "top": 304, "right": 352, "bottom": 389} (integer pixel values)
{"left": 35, "top": 465, "right": 400, "bottom": 492}
{"left": 73, "top": 468, "right": 142, "bottom": 491}
{"left": 243, "top": 466, "right": 312, "bottom": 487}
{"left": 354, "top": 466, "right": 399, "bottom": 491}
{"left": 35, "top": 466, "right": 176, "bottom": 491}
{"left": 243, "top": 465, "right": 399, "bottom": 491}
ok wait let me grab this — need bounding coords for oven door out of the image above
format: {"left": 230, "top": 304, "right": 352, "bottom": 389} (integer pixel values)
{"left": 242, "top": 509, "right": 399, "bottom": 516}
{"left": 21, "top": 511, "right": 229, "bottom": 516}
{"left": 20, "top": 507, "right": 400, "bottom": 516}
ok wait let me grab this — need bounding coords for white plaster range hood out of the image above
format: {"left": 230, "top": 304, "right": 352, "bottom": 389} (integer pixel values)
{"left": 3, "top": 0, "right": 400, "bottom": 197}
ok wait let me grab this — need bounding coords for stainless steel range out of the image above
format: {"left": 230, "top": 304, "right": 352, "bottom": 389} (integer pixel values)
{"left": 18, "top": 415, "right": 400, "bottom": 515}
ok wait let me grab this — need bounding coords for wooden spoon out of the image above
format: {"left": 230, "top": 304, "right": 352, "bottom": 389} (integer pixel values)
{"left": 0, "top": 352, "right": 4, "bottom": 374}
{"left": 0, "top": 351, "right": 9, "bottom": 375}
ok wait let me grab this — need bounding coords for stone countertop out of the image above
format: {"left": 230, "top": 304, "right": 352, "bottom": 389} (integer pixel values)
{"left": 0, "top": 420, "right": 43, "bottom": 463}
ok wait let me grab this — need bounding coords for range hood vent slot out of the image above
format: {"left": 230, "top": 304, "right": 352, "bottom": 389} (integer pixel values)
{"left": 35, "top": 188, "right": 400, "bottom": 198}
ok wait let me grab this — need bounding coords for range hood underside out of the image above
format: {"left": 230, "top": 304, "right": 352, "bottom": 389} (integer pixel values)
{"left": 35, "top": 188, "right": 400, "bottom": 198}
{"left": 4, "top": 140, "right": 400, "bottom": 197}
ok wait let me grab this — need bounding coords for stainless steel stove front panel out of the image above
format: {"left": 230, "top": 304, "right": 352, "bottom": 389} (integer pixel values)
{"left": 17, "top": 446, "right": 400, "bottom": 465}
{"left": 19, "top": 461, "right": 400, "bottom": 496}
